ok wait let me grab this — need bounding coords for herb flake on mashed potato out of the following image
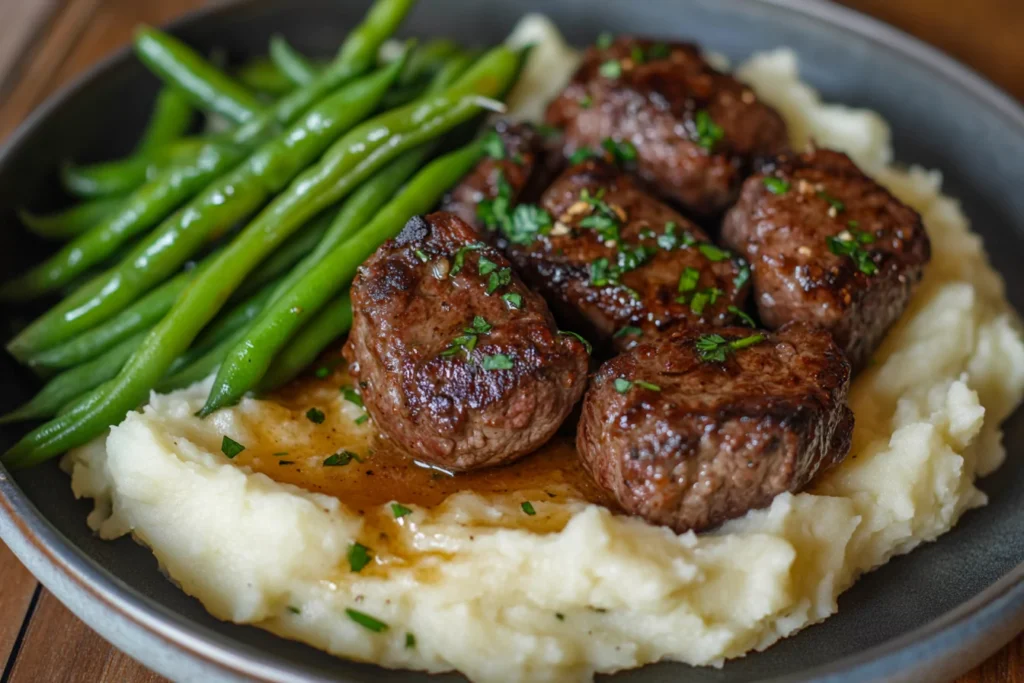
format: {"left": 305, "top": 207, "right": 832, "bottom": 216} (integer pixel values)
{"left": 63, "top": 15, "right": 1024, "bottom": 683}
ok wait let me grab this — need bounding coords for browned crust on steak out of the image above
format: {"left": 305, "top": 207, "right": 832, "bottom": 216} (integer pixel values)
{"left": 546, "top": 37, "right": 789, "bottom": 217}
{"left": 504, "top": 159, "right": 752, "bottom": 351}
{"left": 577, "top": 322, "right": 853, "bottom": 532}
{"left": 345, "top": 212, "right": 590, "bottom": 471}
{"left": 721, "top": 148, "right": 930, "bottom": 371}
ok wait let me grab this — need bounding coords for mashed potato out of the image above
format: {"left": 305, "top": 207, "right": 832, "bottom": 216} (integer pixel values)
{"left": 63, "top": 18, "right": 1024, "bottom": 683}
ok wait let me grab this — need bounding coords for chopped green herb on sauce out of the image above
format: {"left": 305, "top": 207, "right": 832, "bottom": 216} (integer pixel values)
{"left": 306, "top": 407, "right": 325, "bottom": 424}
{"left": 348, "top": 542, "right": 372, "bottom": 573}
{"left": 557, "top": 330, "right": 592, "bottom": 354}
{"left": 696, "top": 332, "right": 766, "bottom": 362}
{"left": 482, "top": 353, "right": 514, "bottom": 371}
{"left": 763, "top": 176, "right": 790, "bottom": 195}
{"left": 521, "top": 501, "right": 537, "bottom": 515}
{"left": 391, "top": 503, "right": 413, "bottom": 518}
{"left": 220, "top": 436, "right": 245, "bottom": 459}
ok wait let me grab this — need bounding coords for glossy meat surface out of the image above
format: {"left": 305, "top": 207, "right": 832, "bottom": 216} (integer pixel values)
{"left": 577, "top": 322, "right": 853, "bottom": 532}
{"left": 345, "top": 212, "right": 590, "bottom": 471}
{"left": 504, "top": 159, "right": 752, "bottom": 350}
{"left": 546, "top": 37, "right": 789, "bottom": 217}
{"left": 721, "top": 148, "right": 930, "bottom": 370}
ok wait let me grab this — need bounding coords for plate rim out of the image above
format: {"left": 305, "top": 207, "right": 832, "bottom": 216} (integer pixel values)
{"left": 0, "top": 0, "right": 1022, "bottom": 681}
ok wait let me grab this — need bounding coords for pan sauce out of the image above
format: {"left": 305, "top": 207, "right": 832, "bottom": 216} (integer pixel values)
{"left": 232, "top": 355, "right": 614, "bottom": 514}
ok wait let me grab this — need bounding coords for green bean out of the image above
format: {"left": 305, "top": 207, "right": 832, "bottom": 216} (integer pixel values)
{"left": 258, "top": 292, "right": 352, "bottom": 392}
{"left": 269, "top": 35, "right": 319, "bottom": 86}
{"left": 157, "top": 328, "right": 246, "bottom": 393}
{"left": 3, "top": 0, "right": 412, "bottom": 315}
{"left": 201, "top": 138, "right": 485, "bottom": 414}
{"left": 398, "top": 39, "right": 461, "bottom": 86}
{"left": 183, "top": 277, "right": 282, "bottom": 364}
{"left": 1, "top": 139, "right": 252, "bottom": 307}
{"left": 134, "top": 27, "right": 265, "bottom": 124}
{"left": 0, "top": 332, "right": 148, "bottom": 424}
{"left": 19, "top": 197, "right": 123, "bottom": 241}
{"left": 235, "top": 58, "right": 294, "bottom": 96}
{"left": 23, "top": 214, "right": 323, "bottom": 373}
{"left": 60, "top": 137, "right": 207, "bottom": 199}
{"left": 137, "top": 87, "right": 195, "bottom": 153}
{"left": 1, "top": 48, "right": 518, "bottom": 468}
{"left": 6, "top": 58, "right": 404, "bottom": 356}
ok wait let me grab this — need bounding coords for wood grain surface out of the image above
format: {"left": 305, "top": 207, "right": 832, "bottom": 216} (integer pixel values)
{"left": 0, "top": 0, "right": 1021, "bottom": 681}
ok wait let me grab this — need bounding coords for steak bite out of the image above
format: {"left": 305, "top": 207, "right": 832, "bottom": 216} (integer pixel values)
{"left": 440, "top": 120, "right": 555, "bottom": 236}
{"left": 344, "top": 212, "right": 590, "bottom": 472}
{"left": 500, "top": 159, "right": 752, "bottom": 351}
{"left": 721, "top": 148, "right": 930, "bottom": 371}
{"left": 546, "top": 36, "right": 789, "bottom": 217}
{"left": 577, "top": 323, "right": 853, "bottom": 533}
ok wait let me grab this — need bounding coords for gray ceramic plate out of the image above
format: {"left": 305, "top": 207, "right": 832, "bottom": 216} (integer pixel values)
{"left": 1, "top": 0, "right": 1023, "bottom": 681}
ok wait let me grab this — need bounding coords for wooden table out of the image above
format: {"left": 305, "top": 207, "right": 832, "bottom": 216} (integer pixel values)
{"left": 0, "top": 0, "right": 1021, "bottom": 680}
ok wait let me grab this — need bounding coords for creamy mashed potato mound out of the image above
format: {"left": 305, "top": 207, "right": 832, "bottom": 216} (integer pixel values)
{"left": 64, "top": 18, "right": 1024, "bottom": 683}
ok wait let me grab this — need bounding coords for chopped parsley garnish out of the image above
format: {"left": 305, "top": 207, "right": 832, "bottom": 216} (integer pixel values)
{"left": 848, "top": 220, "right": 860, "bottom": 229}
{"left": 630, "top": 45, "right": 646, "bottom": 65}
{"left": 613, "top": 326, "right": 643, "bottom": 339}
{"left": 698, "top": 243, "right": 729, "bottom": 262}
{"left": 694, "top": 109, "right": 724, "bottom": 151}
{"left": 579, "top": 94, "right": 593, "bottom": 109}
{"left": 728, "top": 305, "right": 757, "bottom": 327}
{"left": 599, "top": 60, "right": 622, "bottom": 78}
{"left": 324, "top": 450, "right": 362, "bottom": 466}
{"left": 657, "top": 221, "right": 696, "bottom": 250}
{"left": 441, "top": 316, "right": 493, "bottom": 358}
{"left": 507, "top": 204, "right": 553, "bottom": 245}
{"left": 346, "top": 608, "right": 388, "bottom": 633}
{"left": 482, "top": 130, "right": 505, "bottom": 160}
{"left": 348, "top": 542, "right": 372, "bottom": 572}
{"left": 818, "top": 190, "right": 845, "bottom": 213}
{"left": 687, "top": 287, "right": 723, "bottom": 316}
{"left": 557, "top": 330, "right": 592, "bottom": 355}
{"left": 449, "top": 241, "right": 486, "bottom": 275}
{"left": 521, "top": 501, "right": 537, "bottom": 515}
{"left": 354, "top": 414, "right": 369, "bottom": 426}
{"left": 569, "top": 138, "right": 636, "bottom": 167}
{"left": 677, "top": 266, "right": 700, "bottom": 293}
{"left": 278, "top": 460, "right": 295, "bottom": 465}
{"left": 477, "top": 172, "right": 553, "bottom": 245}
{"left": 288, "top": 606, "right": 301, "bottom": 615}
{"left": 763, "top": 176, "right": 790, "bottom": 195}
{"left": 306, "top": 407, "right": 325, "bottom": 424}
{"left": 414, "top": 248, "right": 429, "bottom": 263}
{"left": 482, "top": 353, "right": 514, "bottom": 371}
{"left": 220, "top": 436, "right": 245, "bottom": 459}
{"left": 579, "top": 210, "right": 619, "bottom": 243}
{"left": 486, "top": 267, "right": 512, "bottom": 294}
{"left": 695, "top": 332, "right": 766, "bottom": 362}
{"left": 405, "top": 632, "right": 416, "bottom": 649}
{"left": 648, "top": 42, "right": 670, "bottom": 59}
{"left": 502, "top": 292, "right": 523, "bottom": 309}
{"left": 272, "top": 451, "right": 289, "bottom": 457}
{"left": 391, "top": 503, "right": 413, "bottom": 518}
{"left": 469, "top": 315, "right": 492, "bottom": 334}
{"left": 596, "top": 31, "right": 614, "bottom": 49}
{"left": 827, "top": 229, "right": 877, "bottom": 275}
{"left": 341, "top": 387, "right": 363, "bottom": 408}
{"left": 603, "top": 137, "right": 637, "bottom": 162}
{"left": 590, "top": 245, "right": 655, "bottom": 294}
{"left": 733, "top": 261, "right": 751, "bottom": 289}
{"left": 477, "top": 255, "right": 498, "bottom": 275}
{"left": 315, "top": 366, "right": 331, "bottom": 379}
{"left": 614, "top": 378, "right": 660, "bottom": 393}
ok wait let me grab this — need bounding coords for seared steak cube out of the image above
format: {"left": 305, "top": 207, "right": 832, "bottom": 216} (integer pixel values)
{"left": 546, "top": 36, "right": 789, "bottom": 217}
{"left": 577, "top": 322, "right": 853, "bottom": 532}
{"left": 441, "top": 120, "right": 555, "bottom": 236}
{"left": 500, "top": 159, "right": 752, "bottom": 350}
{"left": 345, "top": 212, "right": 590, "bottom": 471}
{"left": 721, "top": 148, "right": 930, "bottom": 371}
